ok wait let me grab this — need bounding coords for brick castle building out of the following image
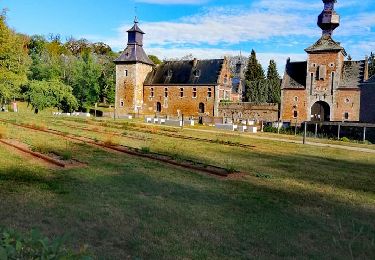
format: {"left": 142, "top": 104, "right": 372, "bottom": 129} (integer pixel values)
{"left": 281, "top": 0, "right": 372, "bottom": 123}
{"left": 114, "top": 18, "right": 236, "bottom": 118}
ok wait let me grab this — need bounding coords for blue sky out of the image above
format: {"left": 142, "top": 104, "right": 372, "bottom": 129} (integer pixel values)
{"left": 1, "top": 0, "right": 375, "bottom": 72}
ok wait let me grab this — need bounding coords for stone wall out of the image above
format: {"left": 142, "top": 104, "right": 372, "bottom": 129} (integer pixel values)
{"left": 115, "top": 63, "right": 153, "bottom": 115}
{"left": 218, "top": 102, "right": 279, "bottom": 122}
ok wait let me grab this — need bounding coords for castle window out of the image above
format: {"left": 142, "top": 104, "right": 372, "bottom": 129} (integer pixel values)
{"left": 310, "top": 73, "right": 314, "bottom": 95}
{"left": 345, "top": 98, "right": 350, "bottom": 103}
{"left": 329, "top": 63, "right": 335, "bottom": 68}
{"left": 120, "top": 99, "right": 124, "bottom": 107}
{"left": 156, "top": 102, "right": 162, "bottom": 113}
{"left": 194, "top": 69, "right": 201, "bottom": 78}
{"left": 193, "top": 88, "right": 197, "bottom": 98}
{"left": 150, "top": 88, "right": 154, "bottom": 98}
{"left": 331, "top": 72, "right": 335, "bottom": 95}
{"left": 167, "top": 70, "right": 173, "bottom": 78}
{"left": 344, "top": 112, "right": 349, "bottom": 120}
{"left": 293, "top": 111, "right": 298, "bottom": 118}
{"left": 208, "top": 88, "right": 212, "bottom": 98}
{"left": 294, "top": 96, "right": 299, "bottom": 102}
{"left": 318, "top": 65, "right": 326, "bottom": 80}
{"left": 164, "top": 87, "right": 168, "bottom": 98}
{"left": 180, "top": 88, "right": 184, "bottom": 98}
{"left": 124, "top": 70, "right": 128, "bottom": 77}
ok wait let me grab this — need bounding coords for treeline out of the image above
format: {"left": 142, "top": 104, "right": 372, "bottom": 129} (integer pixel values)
{"left": 243, "top": 50, "right": 281, "bottom": 104}
{"left": 0, "top": 12, "right": 116, "bottom": 113}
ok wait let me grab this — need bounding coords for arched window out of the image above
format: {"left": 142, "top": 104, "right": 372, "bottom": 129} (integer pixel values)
{"left": 156, "top": 102, "right": 162, "bottom": 112}
{"left": 199, "top": 103, "right": 205, "bottom": 113}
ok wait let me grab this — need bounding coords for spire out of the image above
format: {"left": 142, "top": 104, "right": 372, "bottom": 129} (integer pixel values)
{"left": 318, "top": 0, "right": 340, "bottom": 36}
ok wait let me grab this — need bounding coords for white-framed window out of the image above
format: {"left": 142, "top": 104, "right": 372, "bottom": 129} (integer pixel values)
{"left": 120, "top": 99, "right": 124, "bottom": 107}
{"left": 207, "top": 88, "right": 212, "bottom": 98}
{"left": 180, "top": 88, "right": 184, "bottom": 98}
{"left": 345, "top": 98, "right": 350, "bottom": 103}
{"left": 344, "top": 112, "right": 349, "bottom": 120}
{"left": 293, "top": 110, "right": 298, "bottom": 118}
{"left": 164, "top": 87, "right": 168, "bottom": 98}
{"left": 192, "top": 87, "right": 197, "bottom": 98}
{"left": 294, "top": 96, "right": 299, "bottom": 102}
{"left": 124, "top": 70, "right": 128, "bottom": 77}
{"left": 150, "top": 88, "right": 154, "bottom": 98}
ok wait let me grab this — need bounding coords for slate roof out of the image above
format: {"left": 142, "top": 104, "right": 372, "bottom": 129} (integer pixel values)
{"left": 367, "top": 75, "right": 375, "bottom": 83}
{"left": 114, "top": 45, "right": 154, "bottom": 66}
{"left": 305, "top": 35, "right": 346, "bottom": 55}
{"left": 339, "top": 61, "right": 366, "bottom": 88}
{"left": 127, "top": 22, "right": 145, "bottom": 34}
{"left": 282, "top": 61, "right": 307, "bottom": 89}
{"left": 144, "top": 59, "right": 224, "bottom": 85}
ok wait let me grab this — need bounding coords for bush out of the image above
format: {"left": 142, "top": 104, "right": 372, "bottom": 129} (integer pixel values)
{"left": 0, "top": 228, "right": 92, "bottom": 259}
{"left": 140, "top": 146, "right": 150, "bottom": 154}
{"left": 61, "top": 151, "right": 73, "bottom": 161}
{"left": 340, "top": 137, "right": 350, "bottom": 142}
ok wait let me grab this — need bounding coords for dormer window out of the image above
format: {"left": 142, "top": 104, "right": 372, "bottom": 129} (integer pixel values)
{"left": 194, "top": 69, "right": 201, "bottom": 78}
{"left": 167, "top": 69, "right": 173, "bottom": 78}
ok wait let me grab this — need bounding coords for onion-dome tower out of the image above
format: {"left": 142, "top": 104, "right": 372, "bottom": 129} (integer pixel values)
{"left": 317, "top": 0, "right": 340, "bottom": 36}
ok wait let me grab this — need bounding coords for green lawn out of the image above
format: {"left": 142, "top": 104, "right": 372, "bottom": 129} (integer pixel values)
{"left": 0, "top": 111, "right": 374, "bottom": 259}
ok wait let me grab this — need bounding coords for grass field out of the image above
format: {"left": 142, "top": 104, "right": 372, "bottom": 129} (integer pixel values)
{"left": 0, "top": 109, "right": 374, "bottom": 258}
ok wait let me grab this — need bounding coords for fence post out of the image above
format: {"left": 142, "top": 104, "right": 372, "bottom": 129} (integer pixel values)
{"left": 181, "top": 114, "right": 184, "bottom": 130}
{"left": 315, "top": 123, "right": 318, "bottom": 138}
{"left": 363, "top": 127, "right": 367, "bottom": 143}
{"left": 303, "top": 122, "right": 307, "bottom": 145}
{"left": 337, "top": 124, "right": 341, "bottom": 140}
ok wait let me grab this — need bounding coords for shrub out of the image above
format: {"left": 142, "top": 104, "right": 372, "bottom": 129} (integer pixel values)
{"left": 340, "top": 137, "right": 350, "bottom": 142}
{"left": 140, "top": 146, "right": 150, "bottom": 153}
{"left": 61, "top": 151, "right": 73, "bottom": 161}
{"left": 0, "top": 228, "right": 92, "bottom": 259}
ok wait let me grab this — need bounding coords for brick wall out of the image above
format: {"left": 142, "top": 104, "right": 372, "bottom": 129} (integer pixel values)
{"left": 281, "top": 89, "right": 308, "bottom": 123}
{"left": 218, "top": 102, "right": 279, "bottom": 122}
{"left": 143, "top": 85, "right": 216, "bottom": 117}
{"left": 333, "top": 89, "right": 360, "bottom": 121}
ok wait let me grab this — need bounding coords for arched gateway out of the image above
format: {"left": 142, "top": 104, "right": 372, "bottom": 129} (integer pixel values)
{"left": 311, "top": 101, "right": 330, "bottom": 122}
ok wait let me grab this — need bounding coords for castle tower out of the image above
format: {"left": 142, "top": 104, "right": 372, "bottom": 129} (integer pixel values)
{"left": 114, "top": 17, "right": 154, "bottom": 116}
{"left": 304, "top": 0, "right": 346, "bottom": 121}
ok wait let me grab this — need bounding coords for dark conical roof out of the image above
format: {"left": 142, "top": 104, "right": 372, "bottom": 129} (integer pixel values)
{"left": 114, "top": 44, "right": 154, "bottom": 65}
{"left": 127, "top": 19, "right": 145, "bottom": 34}
{"left": 305, "top": 35, "right": 346, "bottom": 55}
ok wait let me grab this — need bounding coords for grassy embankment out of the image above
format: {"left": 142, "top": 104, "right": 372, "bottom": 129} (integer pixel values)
{"left": 0, "top": 108, "right": 374, "bottom": 258}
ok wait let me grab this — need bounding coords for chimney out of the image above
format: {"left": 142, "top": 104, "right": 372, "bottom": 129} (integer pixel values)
{"left": 364, "top": 56, "right": 369, "bottom": 81}
{"left": 286, "top": 57, "right": 291, "bottom": 64}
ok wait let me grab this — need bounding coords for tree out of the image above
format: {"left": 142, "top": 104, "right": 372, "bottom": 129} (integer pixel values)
{"left": 369, "top": 52, "right": 375, "bottom": 78}
{"left": 148, "top": 55, "right": 161, "bottom": 65}
{"left": 23, "top": 80, "right": 78, "bottom": 113}
{"left": 244, "top": 50, "right": 265, "bottom": 102}
{"left": 266, "top": 60, "right": 281, "bottom": 104}
{"left": 245, "top": 79, "right": 268, "bottom": 104}
{"left": 0, "top": 11, "right": 31, "bottom": 105}
{"left": 70, "top": 53, "right": 101, "bottom": 109}
{"left": 245, "top": 50, "right": 265, "bottom": 82}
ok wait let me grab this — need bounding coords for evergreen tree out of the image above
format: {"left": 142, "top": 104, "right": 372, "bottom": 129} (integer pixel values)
{"left": 266, "top": 60, "right": 281, "bottom": 104}
{"left": 245, "top": 50, "right": 265, "bottom": 81}
{"left": 244, "top": 50, "right": 265, "bottom": 102}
